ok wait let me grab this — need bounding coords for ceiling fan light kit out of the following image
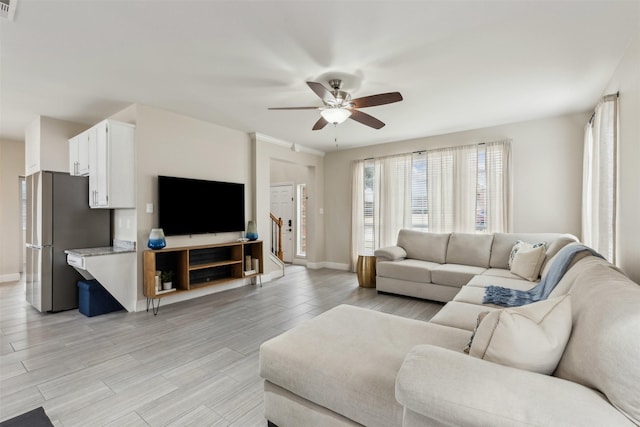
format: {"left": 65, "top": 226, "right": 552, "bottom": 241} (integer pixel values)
{"left": 320, "top": 107, "right": 352, "bottom": 124}
{"left": 268, "top": 79, "right": 403, "bottom": 131}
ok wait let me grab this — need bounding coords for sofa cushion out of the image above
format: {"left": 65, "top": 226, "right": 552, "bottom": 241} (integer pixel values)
{"left": 467, "top": 274, "right": 536, "bottom": 290}
{"left": 374, "top": 246, "right": 407, "bottom": 261}
{"left": 430, "top": 301, "right": 498, "bottom": 331}
{"left": 445, "top": 233, "right": 493, "bottom": 267}
{"left": 489, "top": 233, "right": 577, "bottom": 270}
{"left": 507, "top": 240, "right": 545, "bottom": 269}
{"left": 510, "top": 243, "right": 546, "bottom": 281}
{"left": 259, "top": 304, "right": 471, "bottom": 427}
{"left": 430, "top": 264, "right": 486, "bottom": 288}
{"left": 481, "top": 268, "right": 525, "bottom": 280}
{"left": 397, "top": 230, "right": 450, "bottom": 263}
{"left": 554, "top": 259, "right": 640, "bottom": 424}
{"left": 469, "top": 295, "right": 572, "bottom": 375}
{"left": 377, "top": 259, "right": 439, "bottom": 283}
{"left": 540, "top": 234, "right": 580, "bottom": 272}
{"left": 396, "top": 345, "right": 636, "bottom": 427}
{"left": 541, "top": 242, "right": 594, "bottom": 281}
{"left": 453, "top": 286, "right": 500, "bottom": 306}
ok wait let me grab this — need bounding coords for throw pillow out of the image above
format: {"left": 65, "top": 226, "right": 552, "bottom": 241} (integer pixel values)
{"left": 464, "top": 311, "right": 490, "bottom": 354}
{"left": 510, "top": 244, "right": 547, "bottom": 281}
{"left": 469, "top": 295, "right": 572, "bottom": 375}
{"left": 508, "top": 240, "right": 546, "bottom": 269}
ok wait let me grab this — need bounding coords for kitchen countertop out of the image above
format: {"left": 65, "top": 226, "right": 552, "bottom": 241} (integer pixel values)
{"left": 65, "top": 246, "right": 136, "bottom": 257}
{"left": 65, "top": 240, "right": 136, "bottom": 257}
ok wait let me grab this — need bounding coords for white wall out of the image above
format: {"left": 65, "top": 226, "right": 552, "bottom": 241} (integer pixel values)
{"left": 603, "top": 32, "right": 640, "bottom": 283}
{"left": 253, "top": 134, "right": 325, "bottom": 271}
{"left": 270, "top": 159, "right": 309, "bottom": 185}
{"left": 270, "top": 159, "right": 310, "bottom": 262}
{"left": 25, "top": 116, "right": 88, "bottom": 174}
{"left": 127, "top": 104, "right": 253, "bottom": 310}
{"left": 323, "top": 112, "right": 588, "bottom": 267}
{"left": 0, "top": 139, "right": 25, "bottom": 282}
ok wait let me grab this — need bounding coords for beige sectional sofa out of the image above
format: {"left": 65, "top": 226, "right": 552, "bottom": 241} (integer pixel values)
{"left": 375, "top": 230, "right": 578, "bottom": 302}
{"left": 259, "top": 231, "right": 640, "bottom": 427}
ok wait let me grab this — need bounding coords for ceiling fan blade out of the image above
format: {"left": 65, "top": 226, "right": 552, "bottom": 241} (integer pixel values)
{"left": 307, "top": 81, "right": 336, "bottom": 103}
{"left": 351, "top": 92, "right": 403, "bottom": 109}
{"left": 349, "top": 109, "right": 385, "bottom": 129}
{"left": 268, "top": 107, "right": 319, "bottom": 110}
{"left": 312, "top": 117, "right": 329, "bottom": 131}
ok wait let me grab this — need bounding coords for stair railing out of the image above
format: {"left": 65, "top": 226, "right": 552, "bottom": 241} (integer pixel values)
{"left": 270, "top": 213, "right": 284, "bottom": 261}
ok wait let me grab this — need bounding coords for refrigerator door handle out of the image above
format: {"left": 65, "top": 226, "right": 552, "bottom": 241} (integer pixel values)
{"left": 26, "top": 243, "right": 52, "bottom": 249}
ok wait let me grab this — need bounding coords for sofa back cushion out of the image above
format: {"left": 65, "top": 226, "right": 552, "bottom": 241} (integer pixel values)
{"left": 397, "top": 230, "right": 450, "bottom": 263}
{"left": 445, "top": 233, "right": 494, "bottom": 268}
{"left": 490, "top": 233, "right": 578, "bottom": 271}
{"left": 554, "top": 258, "right": 640, "bottom": 424}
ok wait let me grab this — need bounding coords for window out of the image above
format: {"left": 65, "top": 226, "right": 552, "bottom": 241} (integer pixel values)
{"left": 582, "top": 93, "right": 618, "bottom": 263}
{"left": 351, "top": 141, "right": 511, "bottom": 269}
{"left": 296, "top": 184, "right": 307, "bottom": 257}
{"left": 363, "top": 159, "right": 376, "bottom": 254}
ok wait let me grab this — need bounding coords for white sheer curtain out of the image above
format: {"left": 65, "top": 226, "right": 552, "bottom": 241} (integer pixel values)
{"left": 377, "top": 154, "right": 412, "bottom": 246}
{"left": 426, "top": 145, "right": 482, "bottom": 233}
{"left": 582, "top": 94, "right": 618, "bottom": 263}
{"left": 350, "top": 155, "right": 412, "bottom": 271}
{"left": 351, "top": 141, "right": 510, "bottom": 266}
{"left": 350, "top": 160, "right": 365, "bottom": 271}
{"left": 485, "top": 141, "right": 511, "bottom": 233}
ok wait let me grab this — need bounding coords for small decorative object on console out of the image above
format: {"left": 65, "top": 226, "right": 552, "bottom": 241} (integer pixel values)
{"left": 246, "top": 220, "right": 258, "bottom": 241}
{"left": 161, "top": 271, "right": 173, "bottom": 290}
{"left": 147, "top": 228, "right": 166, "bottom": 249}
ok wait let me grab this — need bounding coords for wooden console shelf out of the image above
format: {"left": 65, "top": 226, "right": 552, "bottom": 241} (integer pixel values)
{"left": 143, "top": 240, "right": 263, "bottom": 299}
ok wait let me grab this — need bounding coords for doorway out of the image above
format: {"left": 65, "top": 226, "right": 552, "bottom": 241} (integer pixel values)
{"left": 270, "top": 184, "right": 294, "bottom": 263}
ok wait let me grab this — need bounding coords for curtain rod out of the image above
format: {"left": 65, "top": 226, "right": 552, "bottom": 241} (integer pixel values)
{"left": 358, "top": 140, "right": 510, "bottom": 162}
{"left": 589, "top": 91, "right": 619, "bottom": 124}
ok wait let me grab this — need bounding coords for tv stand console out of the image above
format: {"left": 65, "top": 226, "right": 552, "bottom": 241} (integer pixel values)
{"left": 143, "top": 240, "right": 263, "bottom": 314}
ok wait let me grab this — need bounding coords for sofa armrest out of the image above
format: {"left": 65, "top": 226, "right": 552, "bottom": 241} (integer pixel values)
{"left": 374, "top": 246, "right": 406, "bottom": 261}
{"left": 396, "top": 345, "right": 633, "bottom": 427}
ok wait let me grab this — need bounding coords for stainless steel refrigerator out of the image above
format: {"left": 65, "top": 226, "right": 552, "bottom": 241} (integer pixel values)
{"left": 25, "top": 171, "right": 111, "bottom": 312}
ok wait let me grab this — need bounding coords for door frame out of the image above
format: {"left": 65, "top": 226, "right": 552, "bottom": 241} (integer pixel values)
{"left": 270, "top": 182, "right": 295, "bottom": 263}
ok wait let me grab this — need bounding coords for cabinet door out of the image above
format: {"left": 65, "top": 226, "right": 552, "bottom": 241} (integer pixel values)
{"left": 69, "top": 131, "right": 92, "bottom": 176}
{"left": 91, "top": 122, "right": 109, "bottom": 207}
{"left": 88, "top": 130, "right": 98, "bottom": 206}
{"left": 68, "top": 136, "right": 80, "bottom": 175}
{"left": 77, "top": 129, "right": 92, "bottom": 176}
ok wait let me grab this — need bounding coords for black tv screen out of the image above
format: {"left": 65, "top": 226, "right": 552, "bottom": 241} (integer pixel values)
{"left": 158, "top": 175, "right": 245, "bottom": 236}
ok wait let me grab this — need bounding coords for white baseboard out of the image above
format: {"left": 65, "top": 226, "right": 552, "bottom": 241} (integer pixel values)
{"left": 306, "top": 262, "right": 350, "bottom": 271}
{"left": 0, "top": 273, "right": 20, "bottom": 283}
{"left": 265, "top": 269, "right": 282, "bottom": 281}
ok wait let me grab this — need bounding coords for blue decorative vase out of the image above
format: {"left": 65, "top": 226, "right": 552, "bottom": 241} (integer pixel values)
{"left": 148, "top": 228, "right": 166, "bottom": 249}
{"left": 246, "top": 221, "right": 258, "bottom": 241}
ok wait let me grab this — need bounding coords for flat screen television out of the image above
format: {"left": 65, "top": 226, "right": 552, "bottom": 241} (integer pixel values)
{"left": 158, "top": 175, "right": 245, "bottom": 236}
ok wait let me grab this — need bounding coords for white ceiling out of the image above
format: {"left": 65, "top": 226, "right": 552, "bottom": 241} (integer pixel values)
{"left": 1, "top": 1, "right": 639, "bottom": 152}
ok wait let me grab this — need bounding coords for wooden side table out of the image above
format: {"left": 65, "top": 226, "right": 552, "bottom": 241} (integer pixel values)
{"left": 357, "top": 255, "right": 376, "bottom": 288}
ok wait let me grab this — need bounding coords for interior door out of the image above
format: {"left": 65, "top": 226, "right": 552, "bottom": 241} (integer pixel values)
{"left": 270, "top": 184, "right": 294, "bottom": 263}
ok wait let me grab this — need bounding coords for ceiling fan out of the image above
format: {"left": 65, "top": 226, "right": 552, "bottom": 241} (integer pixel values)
{"left": 268, "top": 79, "right": 403, "bottom": 130}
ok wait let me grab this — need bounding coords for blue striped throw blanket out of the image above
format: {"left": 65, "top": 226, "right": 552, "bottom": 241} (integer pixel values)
{"left": 483, "top": 244, "right": 602, "bottom": 307}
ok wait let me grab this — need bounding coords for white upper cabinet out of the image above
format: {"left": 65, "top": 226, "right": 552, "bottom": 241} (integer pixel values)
{"left": 89, "top": 120, "right": 135, "bottom": 209}
{"left": 69, "top": 127, "right": 94, "bottom": 176}
{"left": 70, "top": 119, "right": 135, "bottom": 208}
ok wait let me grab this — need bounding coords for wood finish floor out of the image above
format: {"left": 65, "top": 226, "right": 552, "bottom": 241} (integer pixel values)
{"left": 0, "top": 266, "right": 443, "bottom": 426}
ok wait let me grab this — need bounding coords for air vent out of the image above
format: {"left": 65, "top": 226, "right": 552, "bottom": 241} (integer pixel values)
{"left": 0, "top": 0, "right": 17, "bottom": 20}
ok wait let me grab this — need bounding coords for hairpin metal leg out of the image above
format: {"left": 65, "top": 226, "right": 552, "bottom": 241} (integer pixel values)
{"left": 251, "top": 275, "right": 262, "bottom": 288}
{"left": 146, "top": 297, "right": 161, "bottom": 315}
